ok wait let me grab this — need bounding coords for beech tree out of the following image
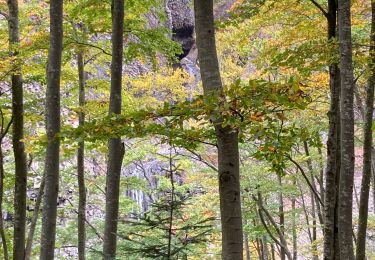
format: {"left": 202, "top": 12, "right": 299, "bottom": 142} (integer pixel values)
{"left": 337, "top": 0, "right": 355, "bottom": 259}
{"left": 39, "top": 0, "right": 63, "bottom": 259}
{"left": 356, "top": 1, "right": 375, "bottom": 259}
{"left": 194, "top": 1, "right": 243, "bottom": 259}
{"left": 77, "top": 49, "right": 87, "bottom": 260}
{"left": 102, "top": 0, "right": 125, "bottom": 258}
{"left": 1, "top": 0, "right": 375, "bottom": 259}
{"left": 6, "top": 0, "right": 27, "bottom": 258}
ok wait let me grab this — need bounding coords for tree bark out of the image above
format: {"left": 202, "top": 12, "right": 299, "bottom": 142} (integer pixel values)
{"left": 0, "top": 116, "right": 10, "bottom": 260}
{"left": 324, "top": 1, "right": 341, "bottom": 259}
{"left": 194, "top": 1, "right": 243, "bottom": 259}
{"left": 291, "top": 184, "right": 297, "bottom": 260}
{"left": 39, "top": 0, "right": 63, "bottom": 259}
{"left": 278, "top": 175, "right": 286, "bottom": 260}
{"left": 337, "top": 0, "right": 355, "bottom": 259}
{"left": 77, "top": 51, "right": 87, "bottom": 260}
{"left": 102, "top": 0, "right": 125, "bottom": 258}
{"left": 243, "top": 218, "right": 251, "bottom": 260}
{"left": 7, "top": 0, "right": 28, "bottom": 258}
{"left": 355, "top": 1, "right": 375, "bottom": 259}
{"left": 25, "top": 176, "right": 45, "bottom": 260}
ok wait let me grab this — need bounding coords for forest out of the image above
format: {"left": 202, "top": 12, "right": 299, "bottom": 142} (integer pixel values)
{"left": 0, "top": 0, "right": 374, "bottom": 259}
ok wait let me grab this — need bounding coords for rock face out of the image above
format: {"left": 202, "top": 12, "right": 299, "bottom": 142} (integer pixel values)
{"left": 166, "top": 0, "right": 195, "bottom": 60}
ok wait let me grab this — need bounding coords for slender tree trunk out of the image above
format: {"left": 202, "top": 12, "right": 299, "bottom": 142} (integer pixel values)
{"left": 102, "top": 0, "right": 125, "bottom": 258}
{"left": 77, "top": 51, "right": 87, "bottom": 260}
{"left": 291, "top": 186, "right": 297, "bottom": 260}
{"left": 311, "top": 190, "right": 319, "bottom": 260}
{"left": 271, "top": 243, "right": 275, "bottom": 260}
{"left": 302, "top": 142, "right": 319, "bottom": 259}
{"left": 0, "top": 135, "right": 9, "bottom": 260}
{"left": 39, "top": 0, "right": 63, "bottom": 259}
{"left": 355, "top": 2, "right": 375, "bottom": 259}
{"left": 278, "top": 175, "right": 286, "bottom": 260}
{"left": 244, "top": 218, "right": 251, "bottom": 260}
{"left": 324, "top": 1, "right": 341, "bottom": 259}
{"left": 337, "top": 0, "right": 355, "bottom": 259}
{"left": 261, "top": 236, "right": 268, "bottom": 260}
{"left": 7, "top": 0, "right": 28, "bottom": 258}
{"left": 304, "top": 141, "right": 324, "bottom": 225}
{"left": 25, "top": 176, "right": 45, "bottom": 260}
{"left": 194, "top": 1, "right": 243, "bottom": 259}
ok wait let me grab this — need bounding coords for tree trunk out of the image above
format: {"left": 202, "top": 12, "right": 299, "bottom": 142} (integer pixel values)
{"left": 77, "top": 51, "right": 87, "bottom": 260}
{"left": 0, "top": 132, "right": 9, "bottom": 260}
{"left": 324, "top": 1, "right": 341, "bottom": 259}
{"left": 39, "top": 0, "right": 63, "bottom": 259}
{"left": 7, "top": 0, "right": 28, "bottom": 258}
{"left": 355, "top": 1, "right": 375, "bottom": 259}
{"left": 261, "top": 236, "right": 268, "bottom": 260}
{"left": 337, "top": 0, "right": 355, "bottom": 259}
{"left": 25, "top": 176, "right": 45, "bottom": 260}
{"left": 102, "top": 0, "right": 125, "bottom": 258}
{"left": 291, "top": 185, "right": 297, "bottom": 260}
{"left": 194, "top": 1, "right": 243, "bottom": 259}
{"left": 244, "top": 218, "right": 251, "bottom": 260}
{"left": 278, "top": 175, "right": 286, "bottom": 260}
{"left": 303, "top": 141, "right": 324, "bottom": 225}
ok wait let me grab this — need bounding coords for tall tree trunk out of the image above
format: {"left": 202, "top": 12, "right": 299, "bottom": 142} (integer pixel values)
{"left": 7, "top": 0, "right": 28, "bottom": 258}
{"left": 194, "top": 1, "right": 243, "bottom": 259}
{"left": 324, "top": 1, "right": 341, "bottom": 259}
{"left": 39, "top": 0, "right": 63, "bottom": 259}
{"left": 355, "top": 1, "right": 375, "bottom": 259}
{"left": 77, "top": 51, "right": 87, "bottom": 260}
{"left": 102, "top": 0, "right": 125, "bottom": 258}
{"left": 337, "top": 0, "right": 355, "bottom": 259}
{"left": 25, "top": 176, "right": 45, "bottom": 260}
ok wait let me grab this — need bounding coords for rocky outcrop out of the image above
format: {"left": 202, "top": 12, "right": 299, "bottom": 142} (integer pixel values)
{"left": 166, "top": 0, "right": 195, "bottom": 60}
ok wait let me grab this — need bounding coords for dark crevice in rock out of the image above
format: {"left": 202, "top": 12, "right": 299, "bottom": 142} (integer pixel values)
{"left": 172, "top": 25, "right": 195, "bottom": 60}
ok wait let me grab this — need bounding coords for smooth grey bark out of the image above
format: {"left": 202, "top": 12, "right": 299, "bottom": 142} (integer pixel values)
{"left": 324, "top": 1, "right": 341, "bottom": 259}
{"left": 102, "top": 0, "right": 125, "bottom": 258}
{"left": 337, "top": 0, "right": 355, "bottom": 259}
{"left": 7, "top": 0, "right": 28, "bottom": 258}
{"left": 355, "top": 1, "right": 375, "bottom": 259}
{"left": 193, "top": 1, "right": 243, "bottom": 259}
{"left": 77, "top": 51, "right": 87, "bottom": 260}
{"left": 25, "top": 176, "right": 45, "bottom": 260}
{"left": 39, "top": 0, "right": 63, "bottom": 259}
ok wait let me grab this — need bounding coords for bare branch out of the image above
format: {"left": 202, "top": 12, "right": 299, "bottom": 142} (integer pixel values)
{"left": 287, "top": 155, "right": 324, "bottom": 206}
{"left": 309, "top": 0, "right": 329, "bottom": 18}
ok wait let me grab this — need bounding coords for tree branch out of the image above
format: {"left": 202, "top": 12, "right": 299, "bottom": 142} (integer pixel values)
{"left": 309, "top": 0, "right": 329, "bottom": 18}
{"left": 287, "top": 155, "right": 324, "bottom": 206}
